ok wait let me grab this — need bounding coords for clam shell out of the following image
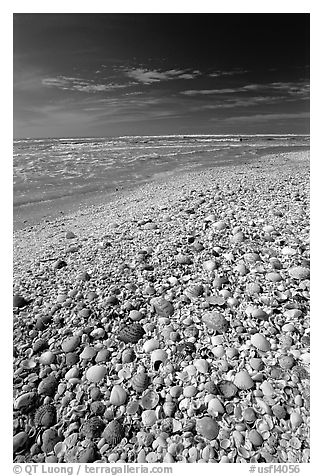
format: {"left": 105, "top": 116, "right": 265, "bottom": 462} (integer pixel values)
{"left": 196, "top": 417, "right": 219, "bottom": 440}
{"left": 81, "top": 416, "right": 105, "bottom": 439}
{"left": 141, "top": 389, "right": 159, "bottom": 409}
{"left": 202, "top": 311, "right": 229, "bottom": 333}
{"left": 288, "top": 266, "right": 310, "bottom": 280}
{"left": 207, "top": 397, "right": 225, "bottom": 415}
{"left": 37, "top": 375, "right": 58, "bottom": 396}
{"left": 143, "top": 338, "right": 160, "bottom": 353}
{"left": 245, "top": 283, "right": 262, "bottom": 295}
{"left": 243, "top": 407, "right": 257, "bottom": 423}
{"left": 86, "top": 365, "right": 107, "bottom": 383}
{"left": 14, "top": 391, "right": 37, "bottom": 411}
{"left": 290, "top": 411, "right": 303, "bottom": 430}
{"left": 234, "top": 370, "right": 254, "bottom": 390}
{"left": 150, "top": 297, "right": 174, "bottom": 317}
{"left": 248, "top": 429, "right": 263, "bottom": 447}
{"left": 61, "top": 336, "right": 80, "bottom": 353}
{"left": 80, "top": 346, "right": 97, "bottom": 360}
{"left": 109, "top": 385, "right": 128, "bottom": 406}
{"left": 129, "top": 310, "right": 143, "bottom": 321}
{"left": 21, "top": 358, "right": 36, "bottom": 370}
{"left": 203, "top": 260, "right": 217, "bottom": 272}
{"left": 163, "top": 401, "right": 176, "bottom": 417}
{"left": 102, "top": 420, "right": 125, "bottom": 447}
{"left": 131, "top": 372, "right": 150, "bottom": 393}
{"left": 250, "top": 333, "right": 271, "bottom": 352}
{"left": 13, "top": 431, "right": 29, "bottom": 453}
{"left": 193, "top": 358, "right": 209, "bottom": 373}
{"left": 141, "top": 409, "right": 157, "bottom": 427}
{"left": 34, "top": 404, "right": 56, "bottom": 428}
{"left": 118, "top": 323, "right": 145, "bottom": 343}
{"left": 217, "top": 380, "right": 238, "bottom": 398}
{"left": 121, "top": 348, "right": 136, "bottom": 364}
{"left": 39, "top": 351, "right": 56, "bottom": 365}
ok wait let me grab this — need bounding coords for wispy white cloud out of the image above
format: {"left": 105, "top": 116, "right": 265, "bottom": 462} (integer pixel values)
{"left": 181, "top": 81, "right": 310, "bottom": 97}
{"left": 215, "top": 112, "right": 310, "bottom": 123}
{"left": 42, "top": 76, "right": 129, "bottom": 93}
{"left": 123, "top": 68, "right": 201, "bottom": 84}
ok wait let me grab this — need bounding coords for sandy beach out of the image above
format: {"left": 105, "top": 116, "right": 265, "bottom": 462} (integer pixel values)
{"left": 13, "top": 150, "right": 310, "bottom": 464}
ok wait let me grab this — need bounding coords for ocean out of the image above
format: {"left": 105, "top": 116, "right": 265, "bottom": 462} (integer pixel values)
{"left": 13, "top": 134, "right": 309, "bottom": 229}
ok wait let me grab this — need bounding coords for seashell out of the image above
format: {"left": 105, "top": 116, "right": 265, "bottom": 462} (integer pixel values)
{"left": 21, "top": 358, "right": 36, "bottom": 370}
{"left": 207, "top": 397, "right": 225, "bottom": 415}
{"left": 204, "top": 381, "right": 217, "bottom": 394}
{"left": 129, "top": 310, "right": 143, "bottom": 321}
{"left": 61, "top": 336, "right": 80, "bottom": 353}
{"left": 126, "top": 400, "right": 140, "bottom": 415}
{"left": 151, "top": 349, "right": 168, "bottom": 370}
{"left": 260, "top": 381, "right": 275, "bottom": 397}
{"left": 207, "top": 294, "right": 226, "bottom": 306}
{"left": 177, "top": 254, "right": 193, "bottom": 265}
{"left": 164, "top": 453, "right": 175, "bottom": 463}
{"left": 245, "top": 282, "right": 262, "bottom": 295}
{"left": 202, "top": 311, "right": 229, "bottom": 333}
{"left": 212, "top": 345, "right": 225, "bottom": 358}
{"left": 41, "top": 428, "right": 60, "bottom": 454}
{"left": 278, "top": 355, "right": 295, "bottom": 370}
{"left": 203, "top": 259, "right": 217, "bottom": 272}
{"left": 86, "top": 365, "right": 107, "bottom": 383}
{"left": 131, "top": 372, "right": 150, "bottom": 393}
{"left": 248, "top": 429, "right": 263, "bottom": 447}
{"left": 32, "top": 338, "right": 48, "bottom": 353}
{"left": 141, "top": 389, "right": 159, "bottom": 409}
{"left": 196, "top": 417, "right": 219, "bottom": 440}
{"left": 95, "top": 349, "right": 110, "bottom": 363}
{"left": 110, "top": 385, "right": 128, "bottom": 406}
{"left": 234, "top": 370, "right": 254, "bottom": 390}
{"left": 141, "top": 409, "right": 157, "bottom": 427}
{"left": 13, "top": 294, "right": 29, "bottom": 308}
{"left": 193, "top": 358, "right": 209, "bottom": 373}
{"left": 266, "top": 272, "right": 282, "bottom": 282}
{"left": 232, "top": 430, "right": 244, "bottom": 447}
{"left": 102, "top": 420, "right": 125, "bottom": 447}
{"left": 78, "top": 271, "right": 91, "bottom": 281}
{"left": 243, "top": 407, "right": 257, "bottom": 424}
{"left": 290, "top": 411, "right": 303, "bottom": 431}
{"left": 121, "top": 348, "right": 136, "bottom": 364}
{"left": 39, "top": 351, "right": 55, "bottom": 366}
{"left": 288, "top": 266, "right": 310, "bottom": 280}
{"left": 80, "top": 346, "right": 97, "bottom": 360}
{"left": 217, "top": 380, "right": 238, "bottom": 398}
{"left": 185, "top": 284, "right": 204, "bottom": 300}
{"left": 34, "top": 404, "right": 56, "bottom": 428}
{"left": 250, "top": 333, "right": 271, "bottom": 352}
{"left": 150, "top": 297, "right": 174, "bottom": 317}
{"left": 252, "top": 308, "right": 268, "bottom": 321}
{"left": 81, "top": 416, "right": 105, "bottom": 439}
{"left": 183, "top": 385, "right": 198, "bottom": 398}
{"left": 13, "top": 431, "right": 29, "bottom": 453}
{"left": 163, "top": 401, "right": 177, "bottom": 417}
{"left": 234, "top": 262, "right": 249, "bottom": 276}
{"left": 249, "top": 357, "right": 264, "bottom": 371}
{"left": 37, "top": 375, "right": 58, "bottom": 396}
{"left": 14, "top": 391, "right": 37, "bottom": 411}
{"left": 118, "top": 323, "right": 145, "bottom": 343}
{"left": 143, "top": 338, "right": 160, "bottom": 353}
{"left": 213, "top": 220, "right": 227, "bottom": 230}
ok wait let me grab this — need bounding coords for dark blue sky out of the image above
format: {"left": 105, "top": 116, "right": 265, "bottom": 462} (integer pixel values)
{"left": 13, "top": 14, "right": 310, "bottom": 138}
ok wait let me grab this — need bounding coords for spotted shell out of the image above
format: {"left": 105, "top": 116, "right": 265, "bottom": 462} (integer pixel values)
{"left": 121, "top": 348, "right": 136, "bottom": 364}
{"left": 37, "top": 375, "right": 58, "bottom": 396}
{"left": 102, "top": 420, "right": 125, "bottom": 447}
{"left": 202, "top": 311, "right": 229, "bottom": 333}
{"left": 163, "top": 401, "right": 176, "bottom": 417}
{"left": 34, "top": 404, "right": 56, "bottom": 428}
{"left": 234, "top": 370, "right": 254, "bottom": 390}
{"left": 250, "top": 333, "right": 271, "bottom": 352}
{"left": 140, "top": 389, "right": 159, "bottom": 410}
{"left": 118, "top": 323, "right": 145, "bottom": 343}
{"left": 217, "top": 380, "right": 238, "bottom": 398}
{"left": 150, "top": 297, "right": 174, "bottom": 317}
{"left": 131, "top": 372, "right": 150, "bottom": 393}
{"left": 278, "top": 355, "right": 295, "bottom": 369}
{"left": 80, "top": 416, "right": 105, "bottom": 439}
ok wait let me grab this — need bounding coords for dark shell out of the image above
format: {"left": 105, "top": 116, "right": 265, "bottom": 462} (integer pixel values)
{"left": 122, "top": 348, "right": 136, "bottom": 364}
{"left": 61, "top": 335, "right": 81, "bottom": 353}
{"left": 90, "top": 401, "right": 106, "bottom": 415}
{"left": 118, "top": 323, "right": 145, "bottom": 344}
{"left": 185, "top": 284, "right": 204, "bottom": 300}
{"left": 34, "top": 404, "right": 56, "bottom": 428}
{"left": 41, "top": 428, "right": 60, "bottom": 453}
{"left": 177, "top": 341, "right": 196, "bottom": 354}
{"left": 131, "top": 372, "right": 150, "bottom": 393}
{"left": 102, "top": 420, "right": 125, "bottom": 447}
{"left": 204, "top": 381, "right": 217, "bottom": 394}
{"left": 35, "top": 315, "right": 52, "bottom": 330}
{"left": 13, "top": 295, "right": 29, "bottom": 308}
{"left": 37, "top": 375, "right": 58, "bottom": 397}
{"left": 292, "top": 365, "right": 309, "bottom": 380}
{"left": 217, "top": 380, "right": 238, "bottom": 398}
{"left": 32, "top": 338, "right": 48, "bottom": 354}
{"left": 77, "top": 443, "right": 97, "bottom": 463}
{"left": 80, "top": 416, "right": 105, "bottom": 439}
{"left": 202, "top": 311, "right": 229, "bottom": 333}
{"left": 53, "top": 259, "right": 67, "bottom": 270}
{"left": 140, "top": 390, "right": 159, "bottom": 410}
{"left": 150, "top": 297, "right": 174, "bottom": 317}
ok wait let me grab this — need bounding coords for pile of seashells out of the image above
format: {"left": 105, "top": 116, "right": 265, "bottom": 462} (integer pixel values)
{"left": 13, "top": 152, "right": 310, "bottom": 463}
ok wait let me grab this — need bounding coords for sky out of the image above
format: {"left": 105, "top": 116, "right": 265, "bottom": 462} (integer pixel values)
{"left": 13, "top": 13, "right": 310, "bottom": 138}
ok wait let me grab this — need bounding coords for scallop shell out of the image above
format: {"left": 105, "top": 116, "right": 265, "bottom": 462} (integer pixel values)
{"left": 131, "top": 372, "right": 150, "bottom": 393}
{"left": 196, "top": 417, "right": 219, "bottom": 440}
{"left": 163, "top": 401, "right": 176, "bottom": 417}
{"left": 207, "top": 397, "right": 225, "bottom": 415}
{"left": 140, "top": 389, "right": 159, "bottom": 410}
{"left": 121, "top": 348, "right": 136, "bottom": 364}
{"left": 202, "top": 311, "right": 229, "bottom": 333}
{"left": 34, "top": 404, "right": 56, "bottom": 428}
{"left": 81, "top": 416, "right": 105, "bottom": 439}
{"left": 86, "top": 365, "right": 107, "bottom": 383}
{"left": 234, "top": 370, "right": 254, "bottom": 390}
{"left": 141, "top": 409, "right": 157, "bottom": 427}
{"left": 193, "top": 358, "right": 209, "bottom": 373}
{"left": 150, "top": 297, "right": 174, "bottom": 317}
{"left": 217, "top": 380, "right": 238, "bottom": 398}
{"left": 37, "top": 375, "right": 58, "bottom": 396}
{"left": 250, "top": 333, "right": 271, "bottom": 352}
{"left": 109, "top": 385, "right": 128, "bottom": 406}
{"left": 118, "top": 323, "right": 145, "bottom": 343}
{"left": 102, "top": 420, "right": 125, "bottom": 447}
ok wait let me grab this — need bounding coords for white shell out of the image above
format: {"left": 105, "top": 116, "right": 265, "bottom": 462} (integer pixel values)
{"left": 141, "top": 409, "right": 157, "bottom": 427}
{"left": 151, "top": 349, "right": 167, "bottom": 364}
{"left": 143, "top": 339, "right": 160, "bottom": 353}
{"left": 110, "top": 385, "right": 128, "bottom": 406}
{"left": 234, "top": 370, "right": 254, "bottom": 390}
{"left": 250, "top": 333, "right": 271, "bottom": 352}
{"left": 86, "top": 365, "right": 107, "bottom": 383}
{"left": 193, "top": 358, "right": 209, "bottom": 373}
{"left": 207, "top": 397, "right": 225, "bottom": 415}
